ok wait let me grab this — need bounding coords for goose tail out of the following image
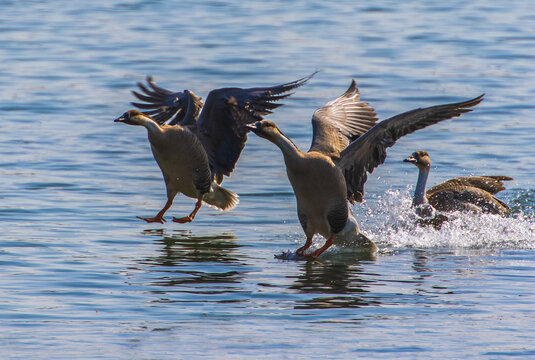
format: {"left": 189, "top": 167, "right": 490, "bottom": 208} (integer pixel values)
{"left": 203, "top": 184, "right": 239, "bottom": 211}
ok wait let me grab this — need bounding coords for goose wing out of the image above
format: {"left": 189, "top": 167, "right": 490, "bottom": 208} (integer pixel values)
{"left": 427, "top": 185, "right": 510, "bottom": 214}
{"left": 196, "top": 73, "right": 316, "bottom": 183}
{"left": 131, "top": 76, "right": 203, "bottom": 126}
{"left": 338, "top": 95, "right": 484, "bottom": 203}
{"left": 308, "top": 80, "right": 378, "bottom": 157}
{"left": 428, "top": 175, "right": 513, "bottom": 196}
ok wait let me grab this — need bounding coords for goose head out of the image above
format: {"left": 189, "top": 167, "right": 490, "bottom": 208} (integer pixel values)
{"left": 404, "top": 150, "right": 431, "bottom": 170}
{"left": 114, "top": 110, "right": 153, "bottom": 126}
{"left": 244, "top": 120, "right": 283, "bottom": 142}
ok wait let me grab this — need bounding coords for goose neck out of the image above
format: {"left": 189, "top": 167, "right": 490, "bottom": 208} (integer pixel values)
{"left": 413, "top": 167, "right": 430, "bottom": 206}
{"left": 273, "top": 132, "right": 301, "bottom": 160}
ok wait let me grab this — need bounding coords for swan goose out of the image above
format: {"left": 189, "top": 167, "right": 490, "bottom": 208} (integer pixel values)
{"left": 114, "top": 74, "right": 314, "bottom": 223}
{"left": 404, "top": 150, "right": 512, "bottom": 226}
{"left": 246, "top": 82, "right": 483, "bottom": 258}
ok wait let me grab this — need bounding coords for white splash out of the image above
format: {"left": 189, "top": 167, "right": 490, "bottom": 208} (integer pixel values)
{"left": 357, "top": 187, "right": 535, "bottom": 250}
{"left": 276, "top": 188, "right": 535, "bottom": 260}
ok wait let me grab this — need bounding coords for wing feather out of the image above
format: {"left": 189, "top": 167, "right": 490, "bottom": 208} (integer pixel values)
{"left": 196, "top": 72, "right": 316, "bottom": 183}
{"left": 338, "top": 94, "right": 485, "bottom": 202}
{"left": 428, "top": 175, "right": 513, "bottom": 196}
{"left": 130, "top": 76, "right": 203, "bottom": 126}
{"left": 309, "top": 80, "right": 378, "bottom": 157}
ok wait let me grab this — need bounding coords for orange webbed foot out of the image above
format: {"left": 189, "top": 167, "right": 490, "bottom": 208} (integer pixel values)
{"left": 137, "top": 216, "right": 166, "bottom": 224}
{"left": 172, "top": 216, "right": 193, "bottom": 224}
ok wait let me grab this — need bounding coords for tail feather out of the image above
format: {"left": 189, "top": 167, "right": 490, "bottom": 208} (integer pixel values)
{"left": 203, "top": 184, "right": 239, "bottom": 211}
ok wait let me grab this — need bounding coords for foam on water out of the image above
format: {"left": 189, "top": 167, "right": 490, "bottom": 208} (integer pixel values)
{"left": 361, "top": 188, "right": 535, "bottom": 250}
{"left": 275, "top": 188, "right": 534, "bottom": 259}
{"left": 274, "top": 188, "right": 534, "bottom": 260}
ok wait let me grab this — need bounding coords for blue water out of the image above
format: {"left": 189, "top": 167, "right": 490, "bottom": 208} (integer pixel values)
{"left": 1, "top": 0, "right": 534, "bottom": 358}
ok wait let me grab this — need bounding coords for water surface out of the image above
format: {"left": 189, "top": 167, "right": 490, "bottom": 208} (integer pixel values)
{"left": 1, "top": 1, "right": 534, "bottom": 359}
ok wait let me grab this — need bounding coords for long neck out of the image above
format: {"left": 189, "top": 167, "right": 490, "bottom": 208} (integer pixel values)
{"left": 271, "top": 131, "right": 302, "bottom": 161}
{"left": 138, "top": 117, "right": 165, "bottom": 145}
{"left": 140, "top": 117, "right": 161, "bottom": 133}
{"left": 413, "top": 167, "right": 430, "bottom": 206}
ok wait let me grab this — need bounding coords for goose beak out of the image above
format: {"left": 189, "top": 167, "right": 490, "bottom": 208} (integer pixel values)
{"left": 404, "top": 155, "right": 417, "bottom": 164}
{"left": 244, "top": 122, "right": 261, "bottom": 134}
{"left": 114, "top": 115, "right": 126, "bottom": 123}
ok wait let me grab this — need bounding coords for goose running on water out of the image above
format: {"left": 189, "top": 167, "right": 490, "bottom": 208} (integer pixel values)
{"left": 114, "top": 74, "right": 314, "bottom": 224}
{"left": 246, "top": 81, "right": 483, "bottom": 259}
{"left": 404, "top": 150, "right": 512, "bottom": 227}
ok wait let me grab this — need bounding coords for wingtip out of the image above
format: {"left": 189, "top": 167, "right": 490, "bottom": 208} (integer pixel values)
{"left": 342, "top": 79, "right": 358, "bottom": 98}
{"left": 469, "top": 93, "right": 485, "bottom": 106}
{"left": 308, "top": 69, "right": 322, "bottom": 79}
{"left": 286, "top": 70, "right": 320, "bottom": 89}
{"left": 456, "top": 93, "right": 485, "bottom": 112}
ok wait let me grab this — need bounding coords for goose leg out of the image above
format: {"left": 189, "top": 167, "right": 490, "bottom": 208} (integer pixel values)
{"left": 295, "top": 236, "right": 313, "bottom": 256}
{"left": 173, "top": 197, "right": 203, "bottom": 224}
{"left": 306, "top": 236, "right": 334, "bottom": 259}
{"left": 137, "top": 198, "right": 173, "bottom": 224}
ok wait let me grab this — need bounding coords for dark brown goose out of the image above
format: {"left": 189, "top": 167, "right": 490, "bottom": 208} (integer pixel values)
{"left": 114, "top": 74, "right": 314, "bottom": 224}
{"left": 246, "top": 82, "right": 483, "bottom": 259}
{"left": 404, "top": 150, "right": 512, "bottom": 224}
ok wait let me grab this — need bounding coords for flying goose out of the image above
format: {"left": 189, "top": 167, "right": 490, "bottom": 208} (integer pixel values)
{"left": 114, "top": 74, "right": 314, "bottom": 224}
{"left": 404, "top": 150, "right": 512, "bottom": 226}
{"left": 246, "top": 81, "right": 483, "bottom": 258}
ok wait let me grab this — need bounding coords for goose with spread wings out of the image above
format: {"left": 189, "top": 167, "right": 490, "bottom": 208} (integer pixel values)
{"left": 246, "top": 81, "right": 484, "bottom": 258}
{"left": 404, "top": 150, "right": 512, "bottom": 228}
{"left": 114, "top": 74, "right": 314, "bottom": 224}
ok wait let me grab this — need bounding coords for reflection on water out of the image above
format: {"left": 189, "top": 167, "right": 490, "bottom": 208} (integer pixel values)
{"left": 141, "top": 229, "right": 244, "bottom": 265}
{"left": 134, "top": 230, "right": 250, "bottom": 295}
{"left": 411, "top": 249, "right": 431, "bottom": 277}
{"left": 290, "top": 257, "right": 381, "bottom": 309}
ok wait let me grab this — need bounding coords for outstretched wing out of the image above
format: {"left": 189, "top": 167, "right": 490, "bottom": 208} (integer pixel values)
{"left": 308, "top": 80, "right": 378, "bottom": 157}
{"left": 196, "top": 72, "right": 316, "bottom": 183}
{"left": 131, "top": 76, "right": 203, "bottom": 126}
{"left": 338, "top": 94, "right": 485, "bottom": 203}
{"left": 428, "top": 175, "right": 513, "bottom": 196}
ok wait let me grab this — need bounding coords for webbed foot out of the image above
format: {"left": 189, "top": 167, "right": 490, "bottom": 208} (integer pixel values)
{"left": 137, "top": 216, "right": 166, "bottom": 224}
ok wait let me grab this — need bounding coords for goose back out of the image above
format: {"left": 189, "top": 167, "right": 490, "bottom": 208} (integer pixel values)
{"left": 427, "top": 176, "right": 513, "bottom": 215}
{"left": 428, "top": 176, "right": 513, "bottom": 196}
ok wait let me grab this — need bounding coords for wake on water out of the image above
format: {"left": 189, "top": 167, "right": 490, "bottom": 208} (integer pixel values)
{"left": 278, "top": 187, "right": 535, "bottom": 259}
{"left": 360, "top": 187, "right": 535, "bottom": 251}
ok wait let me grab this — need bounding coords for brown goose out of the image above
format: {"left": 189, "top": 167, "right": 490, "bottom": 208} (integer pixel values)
{"left": 246, "top": 82, "right": 483, "bottom": 258}
{"left": 404, "top": 150, "right": 512, "bottom": 224}
{"left": 114, "top": 74, "right": 314, "bottom": 224}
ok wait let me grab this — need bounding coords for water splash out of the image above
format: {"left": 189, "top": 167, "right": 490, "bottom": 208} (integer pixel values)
{"left": 359, "top": 188, "right": 535, "bottom": 250}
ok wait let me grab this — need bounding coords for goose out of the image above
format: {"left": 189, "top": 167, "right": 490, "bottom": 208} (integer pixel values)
{"left": 114, "top": 74, "right": 314, "bottom": 224}
{"left": 246, "top": 81, "right": 483, "bottom": 258}
{"left": 404, "top": 150, "right": 512, "bottom": 226}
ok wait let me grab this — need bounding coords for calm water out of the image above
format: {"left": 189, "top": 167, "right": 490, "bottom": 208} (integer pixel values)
{"left": 1, "top": 1, "right": 535, "bottom": 359}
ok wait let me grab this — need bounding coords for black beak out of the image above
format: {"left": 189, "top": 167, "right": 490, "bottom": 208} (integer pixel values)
{"left": 244, "top": 122, "right": 261, "bottom": 134}
{"left": 114, "top": 115, "right": 126, "bottom": 123}
{"left": 404, "top": 156, "right": 417, "bottom": 164}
